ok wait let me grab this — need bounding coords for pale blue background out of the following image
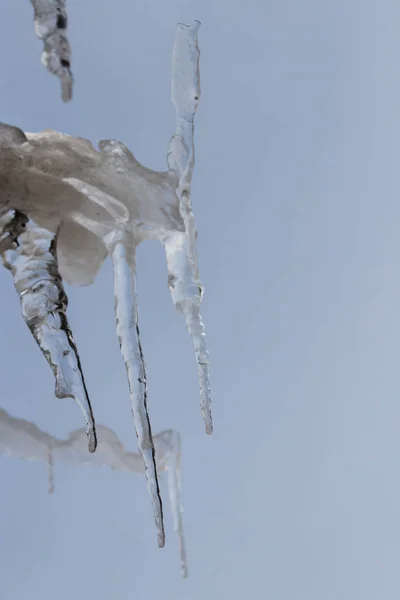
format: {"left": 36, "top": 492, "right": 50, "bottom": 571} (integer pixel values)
{"left": 1, "top": 0, "right": 400, "bottom": 598}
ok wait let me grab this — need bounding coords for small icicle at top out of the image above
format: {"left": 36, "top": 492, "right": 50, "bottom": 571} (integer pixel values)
{"left": 30, "top": 0, "right": 73, "bottom": 101}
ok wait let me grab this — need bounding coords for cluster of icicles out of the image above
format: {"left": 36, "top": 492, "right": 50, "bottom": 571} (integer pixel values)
{"left": 1, "top": 8, "right": 211, "bottom": 573}
{"left": 0, "top": 408, "right": 188, "bottom": 577}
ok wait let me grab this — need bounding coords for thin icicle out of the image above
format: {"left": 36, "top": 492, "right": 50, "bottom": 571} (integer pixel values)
{"left": 104, "top": 230, "right": 165, "bottom": 549}
{"left": 0, "top": 213, "right": 97, "bottom": 452}
{"left": 163, "top": 430, "right": 188, "bottom": 578}
{"left": 47, "top": 448, "right": 55, "bottom": 494}
{"left": 0, "top": 408, "right": 187, "bottom": 576}
{"left": 164, "top": 233, "right": 211, "bottom": 433}
{"left": 30, "top": 0, "right": 73, "bottom": 101}
{"left": 167, "top": 22, "right": 212, "bottom": 434}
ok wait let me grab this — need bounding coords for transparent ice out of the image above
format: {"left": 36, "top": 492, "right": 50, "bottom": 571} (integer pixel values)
{"left": 0, "top": 22, "right": 211, "bottom": 549}
{"left": 0, "top": 408, "right": 188, "bottom": 577}
{"left": 30, "top": 0, "right": 73, "bottom": 101}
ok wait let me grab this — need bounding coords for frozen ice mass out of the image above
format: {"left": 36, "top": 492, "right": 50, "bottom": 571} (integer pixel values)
{"left": 0, "top": 21, "right": 210, "bottom": 552}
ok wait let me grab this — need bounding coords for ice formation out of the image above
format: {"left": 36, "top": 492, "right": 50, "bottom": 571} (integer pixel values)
{"left": 30, "top": 0, "right": 73, "bottom": 101}
{"left": 0, "top": 22, "right": 210, "bottom": 548}
{"left": 0, "top": 408, "right": 188, "bottom": 577}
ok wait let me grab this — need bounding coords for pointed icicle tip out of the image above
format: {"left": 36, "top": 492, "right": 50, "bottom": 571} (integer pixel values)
{"left": 87, "top": 427, "right": 97, "bottom": 453}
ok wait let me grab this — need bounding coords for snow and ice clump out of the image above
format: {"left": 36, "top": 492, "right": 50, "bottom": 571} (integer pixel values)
{"left": 0, "top": 22, "right": 210, "bottom": 551}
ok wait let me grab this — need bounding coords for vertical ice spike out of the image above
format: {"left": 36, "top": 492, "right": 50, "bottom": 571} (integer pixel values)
{"left": 164, "top": 234, "right": 211, "bottom": 433}
{"left": 30, "top": 0, "right": 73, "bottom": 101}
{"left": 0, "top": 211, "right": 97, "bottom": 452}
{"left": 164, "top": 430, "right": 188, "bottom": 578}
{"left": 167, "top": 21, "right": 212, "bottom": 434}
{"left": 47, "top": 448, "right": 55, "bottom": 494}
{"left": 104, "top": 230, "right": 165, "bottom": 548}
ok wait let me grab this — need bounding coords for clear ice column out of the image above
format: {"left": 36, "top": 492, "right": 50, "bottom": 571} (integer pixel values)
{"left": 163, "top": 430, "right": 188, "bottom": 578}
{"left": 167, "top": 21, "right": 212, "bottom": 434}
{"left": 104, "top": 230, "right": 165, "bottom": 548}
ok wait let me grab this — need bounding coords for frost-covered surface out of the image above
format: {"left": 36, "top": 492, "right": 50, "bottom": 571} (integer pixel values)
{"left": 0, "top": 22, "right": 209, "bottom": 548}
{"left": 0, "top": 408, "right": 188, "bottom": 577}
{"left": 30, "top": 0, "right": 73, "bottom": 101}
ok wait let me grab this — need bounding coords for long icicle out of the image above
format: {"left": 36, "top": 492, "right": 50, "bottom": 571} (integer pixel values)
{"left": 30, "top": 0, "right": 73, "bottom": 101}
{"left": 0, "top": 211, "right": 97, "bottom": 452}
{"left": 167, "top": 22, "right": 212, "bottom": 434}
{"left": 104, "top": 230, "right": 165, "bottom": 548}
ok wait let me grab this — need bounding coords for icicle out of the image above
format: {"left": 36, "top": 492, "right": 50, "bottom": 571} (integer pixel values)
{"left": 104, "top": 230, "right": 165, "bottom": 549}
{"left": 0, "top": 212, "right": 97, "bottom": 453}
{"left": 47, "top": 448, "right": 55, "bottom": 494}
{"left": 160, "top": 430, "right": 188, "bottom": 578}
{"left": 30, "top": 0, "right": 73, "bottom": 101}
{"left": 167, "top": 22, "right": 212, "bottom": 434}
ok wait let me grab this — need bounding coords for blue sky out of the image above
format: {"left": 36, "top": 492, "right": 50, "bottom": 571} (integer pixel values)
{"left": 1, "top": 0, "right": 400, "bottom": 598}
